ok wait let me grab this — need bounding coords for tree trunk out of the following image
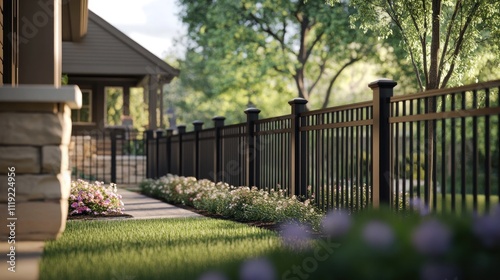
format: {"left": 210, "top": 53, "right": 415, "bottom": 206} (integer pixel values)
{"left": 425, "top": 0, "right": 441, "bottom": 210}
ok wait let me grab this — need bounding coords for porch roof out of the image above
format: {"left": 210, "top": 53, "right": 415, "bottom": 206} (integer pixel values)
{"left": 62, "top": 10, "right": 179, "bottom": 84}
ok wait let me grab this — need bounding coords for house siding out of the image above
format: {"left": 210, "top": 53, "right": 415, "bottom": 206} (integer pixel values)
{"left": 62, "top": 12, "right": 174, "bottom": 76}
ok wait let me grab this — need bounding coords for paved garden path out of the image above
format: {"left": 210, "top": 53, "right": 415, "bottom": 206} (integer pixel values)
{"left": 118, "top": 188, "right": 203, "bottom": 219}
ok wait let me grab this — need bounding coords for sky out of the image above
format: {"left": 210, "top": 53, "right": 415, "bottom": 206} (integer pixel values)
{"left": 88, "top": 0, "right": 186, "bottom": 60}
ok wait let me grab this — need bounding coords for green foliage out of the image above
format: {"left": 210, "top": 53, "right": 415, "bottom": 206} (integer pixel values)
{"left": 177, "top": 0, "right": 383, "bottom": 114}
{"left": 105, "top": 87, "right": 123, "bottom": 126}
{"left": 129, "top": 87, "right": 149, "bottom": 131}
{"left": 345, "top": 0, "right": 500, "bottom": 90}
{"left": 61, "top": 74, "right": 69, "bottom": 85}
{"left": 140, "top": 174, "right": 322, "bottom": 228}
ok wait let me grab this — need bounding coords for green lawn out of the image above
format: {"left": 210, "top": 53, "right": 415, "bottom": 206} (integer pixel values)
{"left": 435, "top": 194, "right": 499, "bottom": 214}
{"left": 40, "top": 218, "right": 283, "bottom": 280}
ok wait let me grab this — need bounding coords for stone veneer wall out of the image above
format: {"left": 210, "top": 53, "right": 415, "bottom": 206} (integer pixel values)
{"left": 0, "top": 102, "right": 72, "bottom": 240}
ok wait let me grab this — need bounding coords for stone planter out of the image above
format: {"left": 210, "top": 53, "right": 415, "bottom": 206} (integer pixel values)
{"left": 0, "top": 86, "right": 81, "bottom": 240}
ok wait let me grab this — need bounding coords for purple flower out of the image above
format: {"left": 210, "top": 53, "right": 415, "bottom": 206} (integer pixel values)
{"left": 420, "top": 262, "right": 458, "bottom": 280}
{"left": 412, "top": 219, "right": 451, "bottom": 256}
{"left": 280, "top": 222, "right": 312, "bottom": 251}
{"left": 198, "top": 271, "right": 228, "bottom": 280}
{"left": 362, "top": 220, "right": 395, "bottom": 251}
{"left": 321, "top": 210, "right": 351, "bottom": 238}
{"left": 410, "top": 198, "right": 430, "bottom": 216}
{"left": 473, "top": 213, "right": 500, "bottom": 248}
{"left": 71, "top": 202, "right": 78, "bottom": 208}
{"left": 239, "top": 258, "right": 276, "bottom": 280}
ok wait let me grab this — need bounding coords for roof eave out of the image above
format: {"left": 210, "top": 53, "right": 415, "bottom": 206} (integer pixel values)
{"left": 62, "top": 0, "right": 89, "bottom": 42}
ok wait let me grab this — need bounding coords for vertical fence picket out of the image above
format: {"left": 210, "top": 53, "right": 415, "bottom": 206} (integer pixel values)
{"left": 193, "top": 121, "right": 204, "bottom": 179}
{"left": 137, "top": 79, "right": 500, "bottom": 214}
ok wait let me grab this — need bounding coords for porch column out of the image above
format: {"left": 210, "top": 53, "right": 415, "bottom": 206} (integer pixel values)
{"left": 18, "top": 0, "right": 62, "bottom": 86}
{"left": 159, "top": 82, "right": 165, "bottom": 128}
{"left": 123, "top": 86, "right": 130, "bottom": 117}
{"left": 148, "top": 74, "right": 158, "bottom": 129}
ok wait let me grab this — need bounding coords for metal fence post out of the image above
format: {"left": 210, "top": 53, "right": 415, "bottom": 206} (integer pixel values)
{"left": 110, "top": 129, "right": 117, "bottom": 183}
{"left": 177, "top": 125, "right": 186, "bottom": 176}
{"left": 145, "top": 130, "right": 154, "bottom": 178}
{"left": 155, "top": 130, "right": 163, "bottom": 179}
{"left": 193, "top": 120, "right": 204, "bottom": 179}
{"left": 369, "top": 79, "right": 397, "bottom": 208}
{"left": 245, "top": 108, "right": 260, "bottom": 188}
{"left": 289, "top": 98, "right": 308, "bottom": 198}
{"left": 213, "top": 116, "right": 226, "bottom": 182}
{"left": 166, "top": 128, "right": 174, "bottom": 175}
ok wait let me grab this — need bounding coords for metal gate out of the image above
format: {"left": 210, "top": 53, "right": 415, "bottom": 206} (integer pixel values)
{"left": 69, "top": 127, "right": 146, "bottom": 185}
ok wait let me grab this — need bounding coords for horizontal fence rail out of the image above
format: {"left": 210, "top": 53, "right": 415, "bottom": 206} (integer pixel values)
{"left": 146, "top": 79, "right": 500, "bottom": 213}
{"left": 390, "top": 80, "right": 500, "bottom": 214}
{"left": 301, "top": 102, "right": 374, "bottom": 212}
{"left": 71, "top": 127, "right": 146, "bottom": 184}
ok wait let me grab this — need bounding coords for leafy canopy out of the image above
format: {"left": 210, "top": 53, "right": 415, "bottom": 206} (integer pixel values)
{"left": 178, "top": 0, "right": 380, "bottom": 111}
{"left": 340, "top": 0, "right": 500, "bottom": 90}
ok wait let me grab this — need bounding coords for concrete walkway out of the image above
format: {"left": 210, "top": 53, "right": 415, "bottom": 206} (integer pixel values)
{"left": 0, "top": 188, "right": 202, "bottom": 280}
{"left": 118, "top": 188, "right": 203, "bottom": 219}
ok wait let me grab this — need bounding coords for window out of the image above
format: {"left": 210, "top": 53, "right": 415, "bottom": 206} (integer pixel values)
{"left": 71, "top": 89, "right": 92, "bottom": 123}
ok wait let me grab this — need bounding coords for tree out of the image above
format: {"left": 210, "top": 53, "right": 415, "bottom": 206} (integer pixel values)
{"left": 344, "top": 0, "right": 500, "bottom": 91}
{"left": 342, "top": 0, "right": 500, "bottom": 208}
{"left": 178, "top": 0, "right": 379, "bottom": 109}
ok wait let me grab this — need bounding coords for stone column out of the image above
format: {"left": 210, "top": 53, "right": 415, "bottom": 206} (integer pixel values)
{"left": 0, "top": 85, "right": 81, "bottom": 240}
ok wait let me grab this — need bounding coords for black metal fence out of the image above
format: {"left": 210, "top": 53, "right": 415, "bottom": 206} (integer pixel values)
{"left": 70, "top": 127, "right": 146, "bottom": 185}
{"left": 147, "top": 79, "right": 500, "bottom": 213}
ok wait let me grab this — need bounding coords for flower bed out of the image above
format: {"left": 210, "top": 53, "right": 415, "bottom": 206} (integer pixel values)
{"left": 141, "top": 175, "right": 500, "bottom": 279}
{"left": 139, "top": 174, "right": 322, "bottom": 228}
{"left": 69, "top": 179, "right": 125, "bottom": 216}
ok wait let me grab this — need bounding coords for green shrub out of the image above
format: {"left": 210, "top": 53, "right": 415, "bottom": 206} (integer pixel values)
{"left": 140, "top": 174, "right": 322, "bottom": 228}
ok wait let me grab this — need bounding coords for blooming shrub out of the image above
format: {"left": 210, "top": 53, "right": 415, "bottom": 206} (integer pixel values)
{"left": 69, "top": 180, "right": 125, "bottom": 215}
{"left": 139, "top": 174, "right": 322, "bottom": 227}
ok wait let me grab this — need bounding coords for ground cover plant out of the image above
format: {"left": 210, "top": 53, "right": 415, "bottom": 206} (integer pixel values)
{"left": 68, "top": 179, "right": 125, "bottom": 216}
{"left": 140, "top": 174, "right": 322, "bottom": 228}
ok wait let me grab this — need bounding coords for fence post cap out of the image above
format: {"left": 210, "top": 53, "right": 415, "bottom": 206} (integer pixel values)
{"left": 244, "top": 107, "right": 261, "bottom": 114}
{"left": 192, "top": 120, "right": 204, "bottom": 125}
{"left": 368, "top": 79, "right": 397, "bottom": 89}
{"left": 212, "top": 116, "right": 226, "bottom": 121}
{"left": 155, "top": 129, "right": 164, "bottom": 136}
{"left": 288, "top": 98, "right": 308, "bottom": 105}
